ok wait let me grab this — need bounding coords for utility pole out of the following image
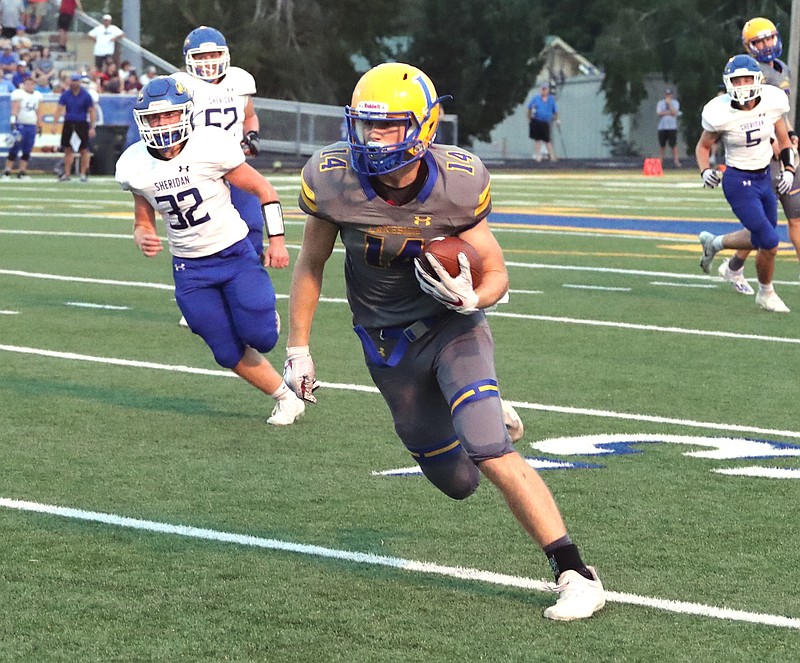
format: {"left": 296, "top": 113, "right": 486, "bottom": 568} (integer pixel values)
{"left": 790, "top": 0, "right": 800, "bottom": 127}
{"left": 122, "top": 0, "right": 142, "bottom": 71}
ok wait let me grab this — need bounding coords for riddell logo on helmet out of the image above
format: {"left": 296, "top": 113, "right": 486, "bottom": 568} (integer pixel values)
{"left": 357, "top": 101, "right": 388, "bottom": 112}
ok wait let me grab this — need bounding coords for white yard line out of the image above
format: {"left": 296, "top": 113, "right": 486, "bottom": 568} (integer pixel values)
{"left": 2, "top": 343, "right": 800, "bottom": 439}
{"left": 0, "top": 497, "right": 796, "bottom": 630}
{"left": 562, "top": 284, "right": 632, "bottom": 292}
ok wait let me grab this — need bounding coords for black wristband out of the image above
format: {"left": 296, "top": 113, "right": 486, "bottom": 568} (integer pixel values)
{"left": 780, "top": 147, "right": 795, "bottom": 170}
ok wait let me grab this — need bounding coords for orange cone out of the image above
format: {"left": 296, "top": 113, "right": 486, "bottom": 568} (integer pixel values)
{"left": 643, "top": 158, "right": 663, "bottom": 176}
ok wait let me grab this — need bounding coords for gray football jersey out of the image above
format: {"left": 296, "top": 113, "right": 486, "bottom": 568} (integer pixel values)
{"left": 299, "top": 143, "right": 492, "bottom": 328}
{"left": 760, "top": 58, "right": 792, "bottom": 116}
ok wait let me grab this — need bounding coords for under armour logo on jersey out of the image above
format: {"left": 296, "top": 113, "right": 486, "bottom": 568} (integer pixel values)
{"left": 414, "top": 215, "right": 431, "bottom": 226}
{"left": 174, "top": 263, "right": 186, "bottom": 271}
{"left": 178, "top": 165, "right": 189, "bottom": 172}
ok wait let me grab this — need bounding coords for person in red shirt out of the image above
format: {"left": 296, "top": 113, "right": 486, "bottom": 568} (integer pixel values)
{"left": 57, "top": 0, "right": 83, "bottom": 51}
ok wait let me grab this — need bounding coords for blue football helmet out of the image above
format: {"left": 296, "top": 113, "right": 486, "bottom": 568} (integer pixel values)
{"left": 183, "top": 26, "right": 230, "bottom": 81}
{"left": 133, "top": 77, "right": 194, "bottom": 149}
{"left": 722, "top": 54, "right": 764, "bottom": 103}
{"left": 742, "top": 17, "right": 782, "bottom": 63}
{"left": 344, "top": 62, "right": 450, "bottom": 176}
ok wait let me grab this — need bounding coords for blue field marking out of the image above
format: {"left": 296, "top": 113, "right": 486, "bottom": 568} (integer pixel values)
{"left": 491, "top": 211, "right": 790, "bottom": 241}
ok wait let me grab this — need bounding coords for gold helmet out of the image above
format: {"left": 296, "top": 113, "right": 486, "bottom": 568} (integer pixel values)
{"left": 742, "top": 17, "right": 782, "bottom": 63}
{"left": 345, "top": 63, "right": 449, "bottom": 175}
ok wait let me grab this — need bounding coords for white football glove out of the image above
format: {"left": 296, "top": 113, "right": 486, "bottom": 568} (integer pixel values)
{"left": 701, "top": 168, "right": 722, "bottom": 188}
{"left": 414, "top": 252, "right": 479, "bottom": 315}
{"left": 777, "top": 170, "right": 795, "bottom": 195}
{"left": 283, "top": 346, "right": 320, "bottom": 403}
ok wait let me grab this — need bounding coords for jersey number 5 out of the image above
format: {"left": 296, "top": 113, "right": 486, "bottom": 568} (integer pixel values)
{"left": 155, "top": 188, "right": 210, "bottom": 229}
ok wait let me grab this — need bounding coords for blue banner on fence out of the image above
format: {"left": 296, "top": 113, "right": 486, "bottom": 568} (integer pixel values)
{"left": 1, "top": 93, "right": 138, "bottom": 155}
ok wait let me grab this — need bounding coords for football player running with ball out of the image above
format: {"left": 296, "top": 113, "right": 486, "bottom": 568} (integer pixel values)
{"left": 696, "top": 55, "right": 795, "bottom": 312}
{"left": 284, "top": 62, "right": 604, "bottom": 620}
{"left": 115, "top": 77, "right": 305, "bottom": 426}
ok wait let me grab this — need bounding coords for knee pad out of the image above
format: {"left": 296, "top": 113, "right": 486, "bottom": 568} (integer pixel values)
{"left": 204, "top": 333, "right": 245, "bottom": 369}
{"left": 450, "top": 379, "right": 515, "bottom": 461}
{"left": 240, "top": 312, "right": 279, "bottom": 354}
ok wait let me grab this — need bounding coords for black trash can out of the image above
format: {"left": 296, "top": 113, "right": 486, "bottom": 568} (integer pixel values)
{"left": 91, "top": 124, "right": 130, "bottom": 175}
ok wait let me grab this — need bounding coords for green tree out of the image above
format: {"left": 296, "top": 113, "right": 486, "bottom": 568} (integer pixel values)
{"left": 547, "top": 0, "right": 792, "bottom": 155}
{"left": 401, "top": 0, "right": 545, "bottom": 145}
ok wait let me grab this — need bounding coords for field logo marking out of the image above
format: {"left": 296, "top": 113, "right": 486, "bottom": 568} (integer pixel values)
{"left": 529, "top": 433, "right": 800, "bottom": 479}
{"left": 373, "top": 457, "right": 603, "bottom": 477}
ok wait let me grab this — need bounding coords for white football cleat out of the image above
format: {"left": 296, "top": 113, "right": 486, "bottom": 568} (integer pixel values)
{"left": 543, "top": 566, "right": 605, "bottom": 621}
{"left": 178, "top": 316, "right": 189, "bottom": 328}
{"left": 501, "top": 400, "right": 524, "bottom": 443}
{"left": 267, "top": 394, "right": 305, "bottom": 426}
{"left": 718, "top": 259, "right": 754, "bottom": 295}
{"left": 755, "top": 290, "right": 790, "bottom": 313}
{"left": 698, "top": 231, "right": 718, "bottom": 274}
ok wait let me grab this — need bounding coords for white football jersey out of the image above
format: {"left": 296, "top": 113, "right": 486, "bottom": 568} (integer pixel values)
{"left": 701, "top": 85, "right": 789, "bottom": 170}
{"left": 11, "top": 88, "right": 43, "bottom": 125}
{"left": 171, "top": 67, "right": 256, "bottom": 142}
{"left": 115, "top": 126, "right": 248, "bottom": 258}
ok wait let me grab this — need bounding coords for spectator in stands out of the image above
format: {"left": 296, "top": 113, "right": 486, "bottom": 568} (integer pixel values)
{"left": 139, "top": 64, "right": 157, "bottom": 87}
{"left": 57, "top": 0, "right": 83, "bottom": 51}
{"left": 33, "top": 72, "right": 50, "bottom": 92}
{"left": 0, "top": 71, "right": 13, "bottom": 92}
{"left": 55, "top": 72, "right": 96, "bottom": 183}
{"left": 99, "top": 60, "right": 120, "bottom": 93}
{"left": 24, "top": 0, "right": 48, "bottom": 34}
{"left": 31, "top": 46, "right": 53, "bottom": 79}
{"left": 0, "top": 40, "right": 18, "bottom": 74}
{"left": 11, "top": 24, "right": 30, "bottom": 51}
{"left": 123, "top": 70, "right": 141, "bottom": 94}
{"left": 0, "top": 0, "right": 25, "bottom": 40}
{"left": 119, "top": 59, "right": 132, "bottom": 80}
{"left": 88, "top": 14, "right": 124, "bottom": 69}
{"left": 11, "top": 59, "right": 27, "bottom": 87}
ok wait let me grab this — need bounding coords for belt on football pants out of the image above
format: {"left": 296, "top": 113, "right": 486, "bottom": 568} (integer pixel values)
{"left": 354, "top": 315, "right": 443, "bottom": 368}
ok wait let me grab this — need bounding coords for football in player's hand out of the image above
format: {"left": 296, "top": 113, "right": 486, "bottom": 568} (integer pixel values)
{"left": 420, "top": 236, "right": 483, "bottom": 287}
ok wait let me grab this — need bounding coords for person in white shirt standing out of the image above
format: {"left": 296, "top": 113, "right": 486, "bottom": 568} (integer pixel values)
{"left": 3, "top": 75, "right": 42, "bottom": 180}
{"left": 87, "top": 14, "right": 123, "bottom": 69}
{"left": 656, "top": 88, "right": 681, "bottom": 167}
{"left": 696, "top": 55, "right": 795, "bottom": 312}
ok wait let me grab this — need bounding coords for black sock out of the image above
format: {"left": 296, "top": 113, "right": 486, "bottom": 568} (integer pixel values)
{"left": 728, "top": 256, "right": 745, "bottom": 271}
{"left": 544, "top": 536, "right": 593, "bottom": 581}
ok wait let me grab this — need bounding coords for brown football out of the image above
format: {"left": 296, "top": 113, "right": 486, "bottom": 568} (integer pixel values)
{"left": 420, "top": 236, "right": 483, "bottom": 288}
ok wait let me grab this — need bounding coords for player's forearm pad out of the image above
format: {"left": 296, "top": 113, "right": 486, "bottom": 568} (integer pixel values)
{"left": 261, "top": 201, "right": 285, "bottom": 237}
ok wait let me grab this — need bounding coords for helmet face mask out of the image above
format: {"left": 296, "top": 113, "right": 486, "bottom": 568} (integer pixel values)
{"left": 723, "top": 54, "right": 764, "bottom": 104}
{"left": 345, "top": 63, "right": 448, "bottom": 176}
{"left": 742, "top": 17, "right": 782, "bottom": 63}
{"left": 133, "top": 77, "right": 194, "bottom": 149}
{"left": 183, "top": 26, "right": 230, "bottom": 81}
